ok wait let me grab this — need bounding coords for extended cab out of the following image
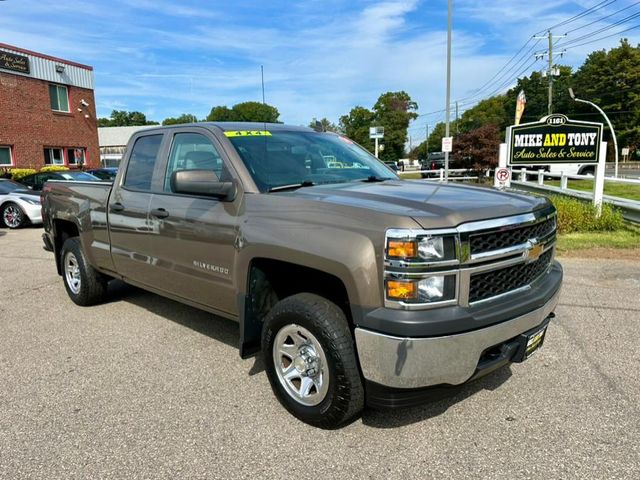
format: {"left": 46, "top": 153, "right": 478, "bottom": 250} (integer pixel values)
{"left": 42, "top": 123, "right": 562, "bottom": 428}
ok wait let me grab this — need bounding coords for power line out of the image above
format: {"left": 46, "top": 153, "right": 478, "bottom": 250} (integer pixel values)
{"left": 534, "top": 0, "right": 619, "bottom": 35}
{"left": 459, "top": 1, "right": 624, "bottom": 106}
{"left": 481, "top": 58, "right": 543, "bottom": 99}
{"left": 556, "top": 9, "right": 640, "bottom": 47}
{"left": 456, "top": 40, "right": 542, "bottom": 104}
{"left": 415, "top": 2, "right": 633, "bottom": 133}
{"left": 457, "top": 37, "right": 535, "bottom": 101}
{"left": 562, "top": 22, "right": 640, "bottom": 50}
{"left": 564, "top": 1, "right": 640, "bottom": 34}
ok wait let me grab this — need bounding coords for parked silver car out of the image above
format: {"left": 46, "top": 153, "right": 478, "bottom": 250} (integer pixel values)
{"left": 0, "top": 179, "right": 43, "bottom": 229}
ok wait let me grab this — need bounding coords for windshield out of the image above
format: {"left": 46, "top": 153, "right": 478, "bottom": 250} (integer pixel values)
{"left": 0, "top": 180, "right": 23, "bottom": 194}
{"left": 59, "top": 172, "right": 99, "bottom": 181}
{"left": 225, "top": 130, "right": 398, "bottom": 192}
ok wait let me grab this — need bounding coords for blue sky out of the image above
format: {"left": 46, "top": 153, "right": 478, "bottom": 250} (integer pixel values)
{"left": 2, "top": 0, "right": 639, "bottom": 142}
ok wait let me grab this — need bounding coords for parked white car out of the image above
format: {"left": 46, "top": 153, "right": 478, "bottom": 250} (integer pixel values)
{"left": 0, "top": 179, "right": 43, "bottom": 229}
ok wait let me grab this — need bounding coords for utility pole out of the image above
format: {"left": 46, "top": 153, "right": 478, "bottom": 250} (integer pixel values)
{"left": 455, "top": 101, "right": 459, "bottom": 135}
{"left": 425, "top": 124, "right": 429, "bottom": 158}
{"left": 534, "top": 31, "right": 566, "bottom": 115}
{"left": 444, "top": 0, "right": 452, "bottom": 182}
{"left": 261, "top": 65, "right": 265, "bottom": 104}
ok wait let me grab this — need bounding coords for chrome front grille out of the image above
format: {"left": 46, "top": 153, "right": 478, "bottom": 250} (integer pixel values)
{"left": 469, "top": 249, "right": 553, "bottom": 303}
{"left": 469, "top": 217, "right": 556, "bottom": 255}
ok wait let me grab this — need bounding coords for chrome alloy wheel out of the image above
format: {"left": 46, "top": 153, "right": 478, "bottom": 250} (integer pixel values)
{"left": 64, "top": 252, "right": 82, "bottom": 295}
{"left": 3, "top": 205, "right": 23, "bottom": 228}
{"left": 273, "top": 324, "right": 330, "bottom": 406}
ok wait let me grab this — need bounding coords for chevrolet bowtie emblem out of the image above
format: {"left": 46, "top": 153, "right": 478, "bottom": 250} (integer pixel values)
{"left": 525, "top": 241, "right": 544, "bottom": 262}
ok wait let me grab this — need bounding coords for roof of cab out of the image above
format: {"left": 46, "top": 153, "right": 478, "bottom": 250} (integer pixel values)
{"left": 130, "top": 122, "right": 316, "bottom": 135}
{"left": 207, "top": 122, "right": 314, "bottom": 132}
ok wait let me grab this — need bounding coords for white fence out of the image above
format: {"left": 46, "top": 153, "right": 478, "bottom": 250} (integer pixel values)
{"left": 511, "top": 167, "right": 640, "bottom": 188}
{"left": 511, "top": 167, "right": 640, "bottom": 223}
{"left": 399, "top": 168, "right": 479, "bottom": 182}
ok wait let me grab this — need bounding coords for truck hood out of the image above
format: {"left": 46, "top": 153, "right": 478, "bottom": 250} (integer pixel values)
{"left": 276, "top": 180, "right": 549, "bottom": 229}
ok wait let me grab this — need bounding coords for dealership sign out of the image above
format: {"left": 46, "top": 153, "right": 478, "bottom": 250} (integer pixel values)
{"left": 507, "top": 114, "right": 602, "bottom": 165}
{"left": 0, "top": 50, "right": 30, "bottom": 74}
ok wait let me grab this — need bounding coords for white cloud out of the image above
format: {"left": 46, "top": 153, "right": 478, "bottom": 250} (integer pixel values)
{"left": 1, "top": 0, "right": 638, "bottom": 132}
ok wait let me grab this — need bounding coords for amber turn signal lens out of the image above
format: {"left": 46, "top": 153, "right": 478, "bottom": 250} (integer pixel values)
{"left": 387, "top": 240, "right": 417, "bottom": 258}
{"left": 386, "top": 280, "right": 417, "bottom": 300}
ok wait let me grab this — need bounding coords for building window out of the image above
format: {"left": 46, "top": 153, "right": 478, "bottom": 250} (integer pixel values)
{"left": 67, "top": 148, "right": 86, "bottom": 166}
{"left": 44, "top": 148, "right": 64, "bottom": 165}
{"left": 0, "top": 146, "right": 13, "bottom": 166}
{"left": 49, "top": 84, "right": 69, "bottom": 112}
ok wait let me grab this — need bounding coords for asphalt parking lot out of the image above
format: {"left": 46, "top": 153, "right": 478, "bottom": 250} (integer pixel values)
{"left": 1, "top": 227, "right": 639, "bottom": 479}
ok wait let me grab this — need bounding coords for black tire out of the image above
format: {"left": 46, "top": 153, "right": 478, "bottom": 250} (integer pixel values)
{"left": 60, "top": 237, "right": 108, "bottom": 306}
{"left": 262, "top": 293, "right": 364, "bottom": 429}
{"left": 1, "top": 202, "right": 28, "bottom": 229}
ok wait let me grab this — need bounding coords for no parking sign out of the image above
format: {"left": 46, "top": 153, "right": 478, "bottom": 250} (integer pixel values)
{"left": 495, "top": 167, "right": 510, "bottom": 188}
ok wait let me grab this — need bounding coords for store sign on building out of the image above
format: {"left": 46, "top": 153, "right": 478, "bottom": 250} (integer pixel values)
{"left": 0, "top": 50, "right": 30, "bottom": 74}
{"left": 507, "top": 114, "right": 602, "bottom": 165}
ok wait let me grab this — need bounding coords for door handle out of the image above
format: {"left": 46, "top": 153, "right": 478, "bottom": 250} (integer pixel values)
{"left": 110, "top": 202, "right": 125, "bottom": 212}
{"left": 150, "top": 208, "right": 169, "bottom": 219}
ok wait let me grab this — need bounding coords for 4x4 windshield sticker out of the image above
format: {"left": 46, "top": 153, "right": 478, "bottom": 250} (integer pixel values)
{"left": 224, "top": 130, "right": 272, "bottom": 137}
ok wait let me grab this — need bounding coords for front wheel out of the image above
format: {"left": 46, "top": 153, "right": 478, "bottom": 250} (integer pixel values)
{"left": 262, "top": 293, "right": 364, "bottom": 428}
{"left": 61, "top": 237, "right": 108, "bottom": 306}
{"left": 1, "top": 203, "right": 27, "bottom": 229}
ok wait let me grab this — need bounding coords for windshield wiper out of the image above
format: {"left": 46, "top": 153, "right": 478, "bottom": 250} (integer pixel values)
{"left": 359, "top": 175, "right": 391, "bottom": 183}
{"left": 268, "top": 180, "right": 315, "bottom": 192}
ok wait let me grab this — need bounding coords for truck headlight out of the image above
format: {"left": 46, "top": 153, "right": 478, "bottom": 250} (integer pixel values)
{"left": 418, "top": 236, "right": 444, "bottom": 260}
{"left": 386, "top": 275, "right": 456, "bottom": 304}
{"left": 386, "top": 232, "right": 456, "bottom": 262}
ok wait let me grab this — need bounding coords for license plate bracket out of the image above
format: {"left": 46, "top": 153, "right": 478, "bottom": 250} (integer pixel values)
{"left": 512, "top": 320, "right": 550, "bottom": 363}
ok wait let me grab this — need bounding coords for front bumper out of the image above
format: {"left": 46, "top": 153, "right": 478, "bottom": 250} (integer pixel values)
{"left": 355, "top": 275, "right": 561, "bottom": 391}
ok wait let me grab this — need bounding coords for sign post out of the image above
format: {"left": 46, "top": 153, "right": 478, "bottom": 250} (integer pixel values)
{"left": 369, "top": 127, "right": 384, "bottom": 159}
{"left": 593, "top": 141, "right": 607, "bottom": 216}
{"left": 622, "top": 147, "right": 629, "bottom": 163}
{"left": 494, "top": 143, "right": 509, "bottom": 188}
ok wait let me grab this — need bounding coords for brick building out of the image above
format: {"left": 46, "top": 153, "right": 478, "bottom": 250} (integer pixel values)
{"left": 0, "top": 42, "right": 99, "bottom": 171}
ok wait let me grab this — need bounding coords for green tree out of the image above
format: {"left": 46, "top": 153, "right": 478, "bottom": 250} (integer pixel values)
{"left": 206, "top": 106, "right": 235, "bottom": 121}
{"left": 206, "top": 102, "right": 280, "bottom": 123}
{"left": 232, "top": 101, "right": 280, "bottom": 122}
{"left": 572, "top": 39, "right": 640, "bottom": 153}
{"left": 506, "top": 66, "right": 574, "bottom": 124}
{"left": 373, "top": 91, "right": 418, "bottom": 162}
{"left": 426, "top": 122, "right": 446, "bottom": 152}
{"left": 308, "top": 117, "right": 342, "bottom": 133}
{"left": 162, "top": 113, "right": 198, "bottom": 126}
{"left": 97, "top": 110, "right": 159, "bottom": 127}
{"left": 458, "top": 95, "right": 510, "bottom": 134}
{"left": 339, "top": 106, "right": 376, "bottom": 151}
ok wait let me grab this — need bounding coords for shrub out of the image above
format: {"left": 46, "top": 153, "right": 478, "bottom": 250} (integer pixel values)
{"left": 549, "top": 195, "right": 625, "bottom": 234}
{"left": 39, "top": 165, "right": 70, "bottom": 173}
{"left": 9, "top": 168, "right": 37, "bottom": 181}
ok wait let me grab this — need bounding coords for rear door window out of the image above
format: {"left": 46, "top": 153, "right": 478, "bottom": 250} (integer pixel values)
{"left": 124, "top": 134, "right": 163, "bottom": 191}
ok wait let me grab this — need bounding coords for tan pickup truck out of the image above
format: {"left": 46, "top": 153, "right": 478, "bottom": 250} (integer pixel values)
{"left": 42, "top": 122, "right": 562, "bottom": 428}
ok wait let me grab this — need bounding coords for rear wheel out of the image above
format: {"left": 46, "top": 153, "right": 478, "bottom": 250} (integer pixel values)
{"left": 2, "top": 203, "right": 27, "bottom": 229}
{"left": 262, "top": 293, "right": 364, "bottom": 428}
{"left": 61, "top": 237, "right": 108, "bottom": 306}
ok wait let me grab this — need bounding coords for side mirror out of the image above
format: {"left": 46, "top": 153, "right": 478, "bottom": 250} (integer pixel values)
{"left": 171, "top": 169, "right": 236, "bottom": 200}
